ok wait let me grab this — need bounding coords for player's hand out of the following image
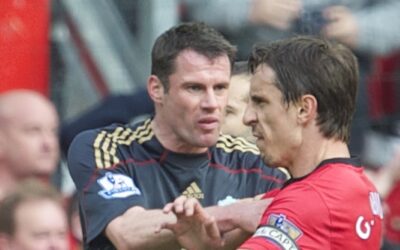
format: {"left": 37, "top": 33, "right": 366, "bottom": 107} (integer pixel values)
{"left": 249, "top": 0, "right": 302, "bottom": 30}
{"left": 158, "top": 196, "right": 225, "bottom": 250}
{"left": 323, "top": 5, "right": 359, "bottom": 48}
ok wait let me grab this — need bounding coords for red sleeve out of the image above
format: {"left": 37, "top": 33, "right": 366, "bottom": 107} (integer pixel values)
{"left": 241, "top": 183, "right": 329, "bottom": 250}
{"left": 261, "top": 189, "right": 280, "bottom": 199}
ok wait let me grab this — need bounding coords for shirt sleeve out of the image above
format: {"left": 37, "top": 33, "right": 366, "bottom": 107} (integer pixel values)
{"left": 240, "top": 183, "right": 329, "bottom": 250}
{"left": 67, "top": 128, "right": 143, "bottom": 245}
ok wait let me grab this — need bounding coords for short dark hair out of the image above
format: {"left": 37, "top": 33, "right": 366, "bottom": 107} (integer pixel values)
{"left": 151, "top": 22, "right": 237, "bottom": 91}
{"left": 0, "top": 179, "right": 62, "bottom": 235}
{"left": 249, "top": 36, "right": 359, "bottom": 142}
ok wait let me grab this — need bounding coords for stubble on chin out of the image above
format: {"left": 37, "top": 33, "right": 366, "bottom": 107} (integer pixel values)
{"left": 260, "top": 152, "right": 275, "bottom": 167}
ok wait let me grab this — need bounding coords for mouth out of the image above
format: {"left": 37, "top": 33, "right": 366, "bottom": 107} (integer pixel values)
{"left": 198, "top": 117, "right": 219, "bottom": 131}
{"left": 252, "top": 130, "right": 263, "bottom": 140}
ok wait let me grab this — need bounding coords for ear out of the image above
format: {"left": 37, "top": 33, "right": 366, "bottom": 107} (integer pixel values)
{"left": 147, "top": 75, "right": 165, "bottom": 104}
{"left": 297, "top": 94, "right": 317, "bottom": 124}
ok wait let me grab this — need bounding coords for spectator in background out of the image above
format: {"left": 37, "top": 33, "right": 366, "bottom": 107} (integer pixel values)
{"left": 365, "top": 147, "right": 400, "bottom": 250}
{"left": 222, "top": 61, "right": 255, "bottom": 142}
{"left": 66, "top": 192, "right": 83, "bottom": 250}
{"left": 0, "top": 89, "right": 60, "bottom": 200}
{"left": 60, "top": 87, "right": 154, "bottom": 156}
{"left": 183, "top": 0, "right": 400, "bottom": 57}
{"left": 0, "top": 179, "right": 68, "bottom": 250}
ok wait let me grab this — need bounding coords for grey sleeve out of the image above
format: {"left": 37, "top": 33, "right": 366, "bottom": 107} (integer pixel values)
{"left": 183, "top": 0, "right": 253, "bottom": 32}
{"left": 354, "top": 0, "right": 400, "bottom": 55}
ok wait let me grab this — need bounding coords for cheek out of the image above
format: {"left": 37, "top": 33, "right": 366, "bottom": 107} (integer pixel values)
{"left": 172, "top": 95, "right": 199, "bottom": 113}
{"left": 218, "top": 95, "right": 229, "bottom": 107}
{"left": 258, "top": 113, "right": 274, "bottom": 133}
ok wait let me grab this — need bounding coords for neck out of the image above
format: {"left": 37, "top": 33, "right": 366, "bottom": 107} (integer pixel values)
{"left": 0, "top": 166, "right": 52, "bottom": 199}
{"left": 289, "top": 137, "right": 350, "bottom": 179}
{"left": 0, "top": 167, "right": 18, "bottom": 200}
{"left": 152, "top": 116, "right": 208, "bottom": 154}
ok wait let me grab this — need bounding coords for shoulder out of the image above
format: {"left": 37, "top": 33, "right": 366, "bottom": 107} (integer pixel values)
{"left": 215, "top": 134, "right": 260, "bottom": 155}
{"left": 212, "top": 134, "right": 288, "bottom": 182}
{"left": 70, "top": 119, "right": 154, "bottom": 150}
{"left": 211, "top": 134, "right": 261, "bottom": 169}
{"left": 267, "top": 181, "right": 330, "bottom": 222}
{"left": 309, "top": 159, "right": 375, "bottom": 195}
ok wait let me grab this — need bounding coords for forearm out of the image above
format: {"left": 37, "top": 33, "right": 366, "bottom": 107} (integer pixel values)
{"left": 206, "top": 198, "right": 271, "bottom": 234}
{"left": 219, "top": 229, "right": 252, "bottom": 250}
{"left": 106, "top": 207, "right": 180, "bottom": 250}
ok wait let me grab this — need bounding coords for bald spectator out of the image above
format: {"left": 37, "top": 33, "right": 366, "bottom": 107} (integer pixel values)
{"left": 0, "top": 89, "right": 60, "bottom": 200}
{"left": 0, "top": 179, "right": 68, "bottom": 250}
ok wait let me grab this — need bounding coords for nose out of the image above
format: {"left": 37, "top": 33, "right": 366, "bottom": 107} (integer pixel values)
{"left": 201, "top": 89, "right": 219, "bottom": 110}
{"left": 243, "top": 104, "right": 256, "bottom": 126}
{"left": 41, "top": 129, "right": 59, "bottom": 151}
{"left": 47, "top": 233, "right": 68, "bottom": 250}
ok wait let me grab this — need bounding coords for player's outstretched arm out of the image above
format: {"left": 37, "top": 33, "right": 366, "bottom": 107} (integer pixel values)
{"left": 159, "top": 196, "right": 273, "bottom": 250}
{"left": 159, "top": 196, "right": 225, "bottom": 250}
{"left": 105, "top": 206, "right": 181, "bottom": 250}
{"left": 104, "top": 195, "right": 272, "bottom": 250}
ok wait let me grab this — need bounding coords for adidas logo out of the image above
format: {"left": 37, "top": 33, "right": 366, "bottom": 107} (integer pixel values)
{"left": 182, "top": 182, "right": 204, "bottom": 199}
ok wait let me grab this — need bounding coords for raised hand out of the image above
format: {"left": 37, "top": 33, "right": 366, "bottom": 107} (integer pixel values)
{"left": 249, "top": 0, "right": 302, "bottom": 30}
{"left": 158, "top": 196, "right": 225, "bottom": 250}
{"left": 323, "top": 5, "right": 359, "bottom": 48}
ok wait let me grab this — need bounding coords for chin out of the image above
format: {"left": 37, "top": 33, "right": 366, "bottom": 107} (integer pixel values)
{"left": 35, "top": 163, "right": 57, "bottom": 175}
{"left": 260, "top": 153, "right": 277, "bottom": 166}
{"left": 198, "top": 136, "right": 219, "bottom": 147}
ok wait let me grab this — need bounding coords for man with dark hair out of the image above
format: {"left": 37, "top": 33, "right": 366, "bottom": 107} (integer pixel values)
{"left": 161, "top": 36, "right": 383, "bottom": 249}
{"left": 68, "top": 22, "right": 286, "bottom": 249}
{"left": 151, "top": 22, "right": 237, "bottom": 91}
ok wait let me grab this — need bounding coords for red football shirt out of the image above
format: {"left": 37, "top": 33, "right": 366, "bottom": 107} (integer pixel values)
{"left": 240, "top": 158, "right": 383, "bottom": 250}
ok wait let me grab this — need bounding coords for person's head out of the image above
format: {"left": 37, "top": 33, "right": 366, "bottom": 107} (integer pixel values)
{"left": 0, "top": 90, "right": 60, "bottom": 179}
{"left": 148, "top": 22, "right": 237, "bottom": 152}
{"left": 0, "top": 179, "right": 68, "bottom": 250}
{"left": 151, "top": 22, "right": 236, "bottom": 92}
{"left": 244, "top": 36, "right": 359, "bottom": 167}
{"left": 221, "top": 61, "right": 254, "bottom": 141}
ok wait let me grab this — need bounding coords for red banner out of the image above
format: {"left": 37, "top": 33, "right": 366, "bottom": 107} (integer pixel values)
{"left": 0, "top": 0, "right": 50, "bottom": 95}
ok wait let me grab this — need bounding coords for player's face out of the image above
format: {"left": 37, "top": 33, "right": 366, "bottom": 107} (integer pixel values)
{"left": 222, "top": 73, "right": 255, "bottom": 142}
{"left": 0, "top": 99, "right": 60, "bottom": 178}
{"left": 243, "top": 64, "right": 302, "bottom": 167}
{"left": 162, "top": 50, "right": 231, "bottom": 152}
{"left": 10, "top": 200, "right": 68, "bottom": 250}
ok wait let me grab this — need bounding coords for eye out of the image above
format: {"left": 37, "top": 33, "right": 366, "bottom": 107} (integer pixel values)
{"left": 251, "top": 96, "right": 263, "bottom": 105}
{"left": 186, "top": 84, "right": 202, "bottom": 92}
{"left": 225, "top": 106, "right": 237, "bottom": 116}
{"left": 23, "top": 126, "right": 41, "bottom": 135}
{"left": 214, "top": 84, "right": 228, "bottom": 94}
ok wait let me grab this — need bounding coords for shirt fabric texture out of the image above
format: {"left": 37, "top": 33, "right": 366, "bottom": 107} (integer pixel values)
{"left": 68, "top": 118, "right": 286, "bottom": 249}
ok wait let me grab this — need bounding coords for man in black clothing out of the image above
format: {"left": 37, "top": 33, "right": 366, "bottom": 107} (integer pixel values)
{"left": 68, "top": 22, "right": 286, "bottom": 249}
